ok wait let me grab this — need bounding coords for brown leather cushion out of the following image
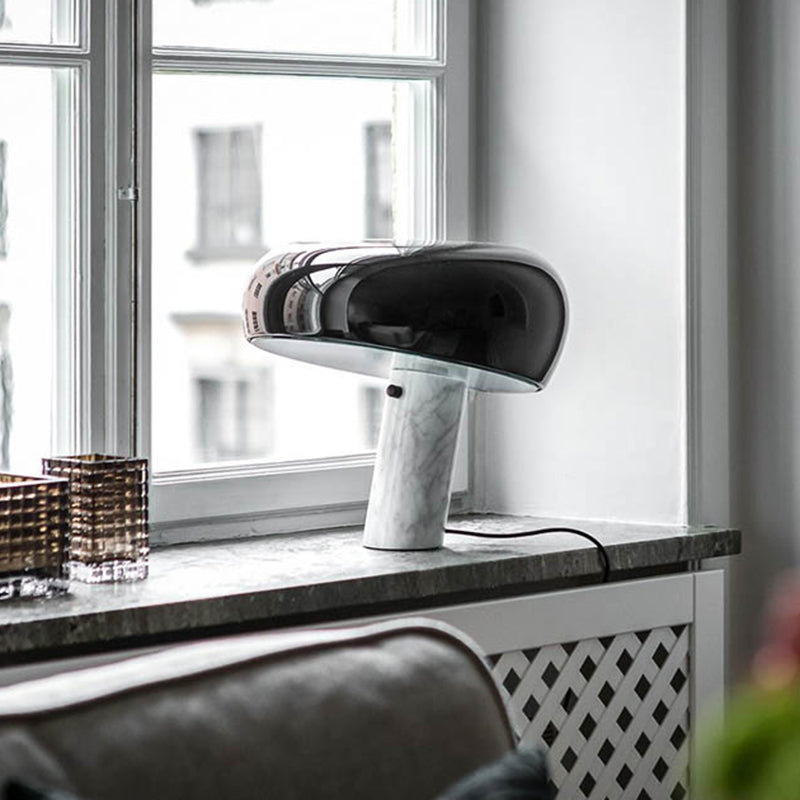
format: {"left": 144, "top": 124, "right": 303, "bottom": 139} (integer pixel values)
{"left": 0, "top": 621, "right": 513, "bottom": 800}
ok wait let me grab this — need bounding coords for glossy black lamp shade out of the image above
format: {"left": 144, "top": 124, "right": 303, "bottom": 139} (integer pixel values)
{"left": 243, "top": 243, "right": 567, "bottom": 392}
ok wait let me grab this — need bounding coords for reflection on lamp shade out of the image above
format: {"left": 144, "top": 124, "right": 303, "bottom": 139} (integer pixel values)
{"left": 243, "top": 242, "right": 568, "bottom": 392}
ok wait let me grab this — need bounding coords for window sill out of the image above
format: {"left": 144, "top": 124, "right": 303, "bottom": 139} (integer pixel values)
{"left": 0, "top": 515, "right": 740, "bottom": 665}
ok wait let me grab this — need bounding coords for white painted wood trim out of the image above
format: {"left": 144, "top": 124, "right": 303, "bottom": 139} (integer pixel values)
{"left": 151, "top": 49, "right": 445, "bottom": 79}
{"left": 0, "top": 46, "right": 89, "bottom": 64}
{"left": 691, "top": 568, "right": 725, "bottom": 795}
{"left": 151, "top": 458, "right": 373, "bottom": 526}
{"left": 314, "top": 574, "right": 696, "bottom": 653}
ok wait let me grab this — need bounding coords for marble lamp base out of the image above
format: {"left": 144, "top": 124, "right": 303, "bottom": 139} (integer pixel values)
{"left": 362, "top": 366, "right": 466, "bottom": 551}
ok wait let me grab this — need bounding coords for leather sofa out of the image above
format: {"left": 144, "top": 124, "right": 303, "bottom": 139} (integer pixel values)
{"left": 0, "top": 620, "right": 514, "bottom": 800}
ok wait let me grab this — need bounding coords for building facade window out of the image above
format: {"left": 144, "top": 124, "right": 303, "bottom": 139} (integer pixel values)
{"left": 364, "top": 121, "right": 393, "bottom": 240}
{"left": 0, "top": 141, "right": 7, "bottom": 258}
{"left": 360, "top": 385, "right": 383, "bottom": 450}
{"left": 195, "top": 367, "right": 273, "bottom": 463}
{"left": 191, "top": 125, "right": 264, "bottom": 260}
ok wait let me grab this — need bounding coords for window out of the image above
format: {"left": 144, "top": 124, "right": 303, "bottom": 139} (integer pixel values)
{"left": 0, "top": 5, "right": 78, "bottom": 476}
{"left": 360, "top": 385, "right": 384, "bottom": 450}
{"left": 0, "top": 1, "right": 470, "bottom": 541}
{"left": 191, "top": 125, "right": 264, "bottom": 260}
{"left": 0, "top": 303, "right": 11, "bottom": 470}
{"left": 0, "top": 2, "right": 74, "bottom": 44}
{"left": 0, "top": 141, "right": 7, "bottom": 258}
{"left": 194, "top": 368, "right": 273, "bottom": 463}
{"left": 155, "top": 0, "right": 435, "bottom": 57}
{"left": 167, "top": 311, "right": 274, "bottom": 469}
{"left": 151, "top": 70, "right": 416, "bottom": 474}
{"left": 364, "top": 121, "right": 393, "bottom": 240}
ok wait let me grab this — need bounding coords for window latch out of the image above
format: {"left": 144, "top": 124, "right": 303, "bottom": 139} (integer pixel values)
{"left": 117, "top": 186, "right": 139, "bottom": 202}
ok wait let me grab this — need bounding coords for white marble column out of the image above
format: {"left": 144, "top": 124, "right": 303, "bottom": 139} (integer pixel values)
{"left": 363, "top": 367, "right": 467, "bottom": 550}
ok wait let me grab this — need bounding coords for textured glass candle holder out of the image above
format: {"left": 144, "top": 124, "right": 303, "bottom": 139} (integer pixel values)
{"left": 0, "top": 473, "right": 69, "bottom": 599}
{"left": 42, "top": 454, "right": 149, "bottom": 583}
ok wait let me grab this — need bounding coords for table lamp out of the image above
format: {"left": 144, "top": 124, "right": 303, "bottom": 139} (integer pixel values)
{"left": 243, "top": 243, "right": 567, "bottom": 550}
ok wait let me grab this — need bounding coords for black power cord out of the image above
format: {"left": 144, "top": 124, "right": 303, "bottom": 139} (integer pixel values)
{"left": 444, "top": 526, "right": 611, "bottom": 583}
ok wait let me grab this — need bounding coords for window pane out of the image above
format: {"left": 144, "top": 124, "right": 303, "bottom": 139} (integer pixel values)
{"left": 152, "top": 74, "right": 428, "bottom": 471}
{"left": 153, "top": 0, "right": 434, "bottom": 58}
{"left": 0, "top": 66, "right": 74, "bottom": 473}
{"left": 0, "top": 0, "right": 76, "bottom": 46}
{"left": 193, "top": 125, "right": 264, "bottom": 257}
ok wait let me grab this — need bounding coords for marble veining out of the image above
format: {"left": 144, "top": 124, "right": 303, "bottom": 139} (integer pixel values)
{"left": 364, "top": 370, "right": 466, "bottom": 550}
{"left": 0, "top": 514, "right": 740, "bottom": 659}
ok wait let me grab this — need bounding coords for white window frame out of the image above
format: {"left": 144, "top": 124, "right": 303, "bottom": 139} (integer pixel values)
{"left": 0, "top": 1, "right": 473, "bottom": 544}
{"left": 130, "top": 1, "right": 472, "bottom": 543}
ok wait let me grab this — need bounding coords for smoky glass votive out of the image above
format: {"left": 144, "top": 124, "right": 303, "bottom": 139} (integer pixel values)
{"left": 0, "top": 473, "right": 69, "bottom": 599}
{"left": 42, "top": 454, "right": 149, "bottom": 583}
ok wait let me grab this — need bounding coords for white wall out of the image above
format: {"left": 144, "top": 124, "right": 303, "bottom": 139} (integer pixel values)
{"left": 474, "top": 0, "right": 687, "bottom": 524}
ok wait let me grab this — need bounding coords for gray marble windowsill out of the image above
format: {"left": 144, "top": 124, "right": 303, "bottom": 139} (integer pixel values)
{"left": 0, "top": 514, "right": 740, "bottom": 662}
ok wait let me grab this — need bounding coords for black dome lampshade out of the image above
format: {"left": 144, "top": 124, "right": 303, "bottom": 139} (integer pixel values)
{"left": 243, "top": 243, "right": 568, "bottom": 550}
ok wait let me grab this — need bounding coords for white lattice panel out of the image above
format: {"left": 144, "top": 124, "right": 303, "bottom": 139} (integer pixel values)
{"left": 489, "top": 625, "right": 690, "bottom": 800}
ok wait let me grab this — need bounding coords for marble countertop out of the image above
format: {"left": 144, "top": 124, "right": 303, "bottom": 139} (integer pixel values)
{"left": 0, "top": 515, "right": 740, "bottom": 661}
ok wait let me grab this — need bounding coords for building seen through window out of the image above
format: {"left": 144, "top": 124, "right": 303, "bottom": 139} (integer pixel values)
{"left": 0, "top": 141, "right": 7, "bottom": 258}
{"left": 0, "top": 66, "right": 56, "bottom": 474}
{"left": 150, "top": 1, "right": 434, "bottom": 475}
{"left": 179, "top": 113, "right": 393, "bottom": 461}
{"left": 153, "top": 71, "right": 395, "bottom": 468}
{"left": 192, "top": 125, "right": 264, "bottom": 260}
{"left": 0, "top": 141, "right": 9, "bottom": 468}
{"left": 364, "top": 121, "right": 392, "bottom": 239}
{"left": 195, "top": 367, "right": 273, "bottom": 463}
{"left": 0, "top": 304, "right": 12, "bottom": 470}
{"left": 360, "top": 385, "right": 384, "bottom": 449}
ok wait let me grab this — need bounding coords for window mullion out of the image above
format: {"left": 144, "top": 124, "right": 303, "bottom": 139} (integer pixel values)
{"left": 135, "top": 0, "right": 152, "bottom": 461}
{"left": 54, "top": 0, "right": 99, "bottom": 457}
{"left": 109, "top": 0, "right": 151, "bottom": 459}
{"left": 106, "top": 0, "right": 128, "bottom": 457}
{"left": 81, "top": 0, "right": 110, "bottom": 455}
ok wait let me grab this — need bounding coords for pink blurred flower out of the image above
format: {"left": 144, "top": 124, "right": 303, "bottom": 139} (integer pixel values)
{"left": 753, "top": 574, "right": 800, "bottom": 690}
